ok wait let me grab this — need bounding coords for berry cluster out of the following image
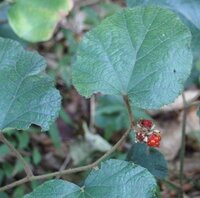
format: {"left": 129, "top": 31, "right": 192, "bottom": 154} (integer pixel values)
{"left": 135, "top": 119, "right": 161, "bottom": 147}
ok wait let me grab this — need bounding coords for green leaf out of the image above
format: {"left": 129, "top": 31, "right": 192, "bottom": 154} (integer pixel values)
{"left": 125, "top": 0, "right": 200, "bottom": 69}
{"left": 95, "top": 95, "right": 151, "bottom": 136}
{"left": 127, "top": 143, "right": 168, "bottom": 179}
{"left": 72, "top": 7, "right": 192, "bottom": 109}
{"left": 24, "top": 159, "right": 158, "bottom": 198}
{"left": 16, "top": 132, "right": 29, "bottom": 149}
{"left": 0, "top": 144, "right": 10, "bottom": 159}
{"left": 0, "top": 38, "right": 61, "bottom": 132}
{"left": 13, "top": 157, "right": 30, "bottom": 176}
{"left": 32, "top": 148, "right": 41, "bottom": 165}
{"left": 59, "top": 108, "right": 73, "bottom": 126}
{"left": 188, "top": 23, "right": 200, "bottom": 62}
{"left": 49, "top": 122, "right": 62, "bottom": 148}
{"left": 8, "top": 0, "right": 73, "bottom": 42}
{"left": 126, "top": 0, "right": 200, "bottom": 30}
{"left": 3, "top": 162, "right": 13, "bottom": 177}
{"left": 0, "top": 192, "right": 9, "bottom": 198}
{"left": 13, "top": 186, "right": 25, "bottom": 198}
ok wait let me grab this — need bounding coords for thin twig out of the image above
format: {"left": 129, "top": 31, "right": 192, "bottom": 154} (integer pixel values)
{"left": 0, "top": 127, "right": 131, "bottom": 192}
{"left": 78, "top": 0, "right": 103, "bottom": 8}
{"left": 163, "top": 179, "right": 182, "bottom": 191}
{"left": 0, "top": 133, "right": 33, "bottom": 178}
{"left": 179, "top": 93, "right": 187, "bottom": 198}
{"left": 56, "top": 155, "right": 71, "bottom": 179}
{"left": 187, "top": 92, "right": 200, "bottom": 103}
{"left": 89, "top": 95, "right": 96, "bottom": 132}
{"left": 123, "top": 95, "right": 134, "bottom": 127}
{"left": 185, "top": 100, "right": 200, "bottom": 108}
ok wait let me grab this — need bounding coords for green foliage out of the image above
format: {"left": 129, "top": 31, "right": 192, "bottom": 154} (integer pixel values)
{"left": 82, "top": 2, "right": 121, "bottom": 27}
{"left": 126, "top": 0, "right": 200, "bottom": 87}
{"left": 95, "top": 95, "right": 150, "bottom": 138}
{"left": 59, "top": 108, "right": 73, "bottom": 126}
{"left": 16, "top": 132, "right": 29, "bottom": 149}
{"left": 189, "top": 23, "right": 200, "bottom": 62}
{"left": 0, "top": 38, "right": 61, "bottom": 132}
{"left": 127, "top": 143, "right": 168, "bottom": 179}
{"left": 126, "top": 0, "right": 200, "bottom": 30}
{"left": 13, "top": 186, "right": 26, "bottom": 198}
{"left": 49, "top": 123, "right": 62, "bottom": 149}
{"left": 48, "top": 109, "right": 73, "bottom": 148}
{"left": 72, "top": 7, "right": 192, "bottom": 109}
{"left": 13, "top": 157, "right": 30, "bottom": 176}
{"left": 32, "top": 148, "right": 41, "bottom": 166}
{"left": 0, "top": 192, "right": 9, "bottom": 198}
{"left": 24, "top": 159, "right": 158, "bottom": 198}
{"left": 0, "top": 144, "right": 10, "bottom": 159}
{"left": 0, "top": 3, "right": 26, "bottom": 44}
{"left": 8, "top": 0, "right": 73, "bottom": 42}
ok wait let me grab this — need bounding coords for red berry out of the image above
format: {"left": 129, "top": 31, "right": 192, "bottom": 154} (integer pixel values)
{"left": 136, "top": 131, "right": 145, "bottom": 142}
{"left": 147, "top": 133, "right": 161, "bottom": 147}
{"left": 139, "top": 119, "right": 153, "bottom": 129}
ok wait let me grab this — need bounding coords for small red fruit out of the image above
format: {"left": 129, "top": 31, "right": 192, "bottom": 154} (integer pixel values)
{"left": 147, "top": 133, "right": 161, "bottom": 147}
{"left": 138, "top": 119, "right": 153, "bottom": 129}
{"left": 136, "top": 131, "right": 145, "bottom": 142}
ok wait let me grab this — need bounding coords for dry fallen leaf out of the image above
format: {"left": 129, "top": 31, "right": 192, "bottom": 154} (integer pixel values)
{"left": 156, "top": 91, "right": 200, "bottom": 160}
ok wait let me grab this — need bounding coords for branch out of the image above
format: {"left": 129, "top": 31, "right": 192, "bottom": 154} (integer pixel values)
{"left": 185, "top": 100, "right": 200, "bottom": 108}
{"left": 184, "top": 91, "right": 200, "bottom": 108}
{"left": 89, "top": 95, "right": 96, "bottom": 132}
{"left": 179, "top": 93, "right": 187, "bottom": 198}
{"left": 0, "top": 127, "right": 131, "bottom": 192}
{"left": 56, "top": 155, "right": 70, "bottom": 179}
{"left": 78, "top": 0, "right": 104, "bottom": 8}
{"left": 0, "top": 133, "right": 33, "bottom": 178}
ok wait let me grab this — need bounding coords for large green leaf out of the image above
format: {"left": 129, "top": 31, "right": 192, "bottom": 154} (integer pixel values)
{"left": 8, "top": 0, "right": 73, "bottom": 42}
{"left": 0, "top": 38, "right": 61, "bottom": 131}
{"left": 126, "top": 0, "right": 200, "bottom": 86}
{"left": 24, "top": 159, "right": 158, "bottom": 198}
{"left": 126, "top": 0, "right": 200, "bottom": 65}
{"left": 126, "top": 0, "right": 200, "bottom": 30}
{"left": 72, "top": 7, "right": 192, "bottom": 109}
{"left": 127, "top": 143, "right": 168, "bottom": 179}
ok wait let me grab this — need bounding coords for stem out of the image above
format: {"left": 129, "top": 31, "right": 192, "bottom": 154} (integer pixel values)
{"left": 78, "top": 0, "right": 103, "bottom": 8}
{"left": 185, "top": 100, "right": 200, "bottom": 108}
{"left": 89, "top": 95, "right": 96, "bottom": 132}
{"left": 179, "top": 93, "right": 187, "bottom": 198}
{"left": 163, "top": 179, "right": 182, "bottom": 191}
{"left": 0, "top": 128, "right": 131, "bottom": 192}
{"left": 123, "top": 95, "right": 134, "bottom": 127}
{"left": 184, "top": 91, "right": 200, "bottom": 108}
{"left": 0, "top": 133, "right": 33, "bottom": 178}
{"left": 56, "top": 155, "right": 70, "bottom": 179}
